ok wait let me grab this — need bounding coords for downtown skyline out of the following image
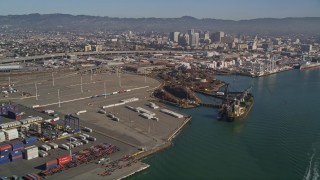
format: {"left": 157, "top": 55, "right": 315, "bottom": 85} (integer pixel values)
{"left": 0, "top": 0, "right": 320, "bottom": 20}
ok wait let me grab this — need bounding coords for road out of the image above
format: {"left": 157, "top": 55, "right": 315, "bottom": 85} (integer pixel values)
{"left": 0, "top": 50, "right": 190, "bottom": 64}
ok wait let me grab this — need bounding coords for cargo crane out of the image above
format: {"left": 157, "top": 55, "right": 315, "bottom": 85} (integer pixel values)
{"left": 64, "top": 114, "right": 80, "bottom": 133}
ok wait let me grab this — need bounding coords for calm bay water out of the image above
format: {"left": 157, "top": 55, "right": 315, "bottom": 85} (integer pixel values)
{"left": 129, "top": 69, "right": 320, "bottom": 180}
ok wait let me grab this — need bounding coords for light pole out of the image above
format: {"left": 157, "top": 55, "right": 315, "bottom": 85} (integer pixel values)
{"left": 35, "top": 83, "right": 38, "bottom": 101}
{"left": 104, "top": 82, "right": 107, "bottom": 99}
{"left": 52, "top": 72, "right": 55, "bottom": 86}
{"left": 58, "top": 89, "right": 61, "bottom": 108}
{"left": 81, "top": 76, "right": 83, "bottom": 93}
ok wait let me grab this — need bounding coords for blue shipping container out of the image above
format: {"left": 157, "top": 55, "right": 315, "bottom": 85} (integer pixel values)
{"left": 23, "top": 137, "right": 37, "bottom": 144}
{"left": 0, "top": 154, "right": 9, "bottom": 160}
{"left": 12, "top": 146, "right": 24, "bottom": 152}
{"left": 10, "top": 150, "right": 22, "bottom": 156}
{"left": 0, "top": 150, "right": 11, "bottom": 156}
{"left": 10, "top": 141, "right": 24, "bottom": 149}
{"left": 0, "top": 158, "right": 10, "bottom": 164}
{"left": 46, "top": 163, "right": 58, "bottom": 170}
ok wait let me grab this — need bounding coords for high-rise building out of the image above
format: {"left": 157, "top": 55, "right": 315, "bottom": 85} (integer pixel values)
{"left": 211, "top": 31, "right": 225, "bottom": 42}
{"left": 178, "top": 33, "right": 190, "bottom": 46}
{"left": 188, "top": 29, "right": 195, "bottom": 35}
{"left": 194, "top": 33, "right": 199, "bottom": 47}
{"left": 204, "top": 31, "right": 210, "bottom": 41}
{"left": 188, "top": 29, "right": 199, "bottom": 47}
{"left": 170, "top": 32, "right": 180, "bottom": 43}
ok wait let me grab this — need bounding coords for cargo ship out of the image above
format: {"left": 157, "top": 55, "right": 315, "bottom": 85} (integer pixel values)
{"left": 218, "top": 84, "right": 254, "bottom": 122}
{"left": 300, "top": 61, "right": 320, "bottom": 70}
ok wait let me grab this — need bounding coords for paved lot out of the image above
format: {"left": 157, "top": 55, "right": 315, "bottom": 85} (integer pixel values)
{"left": 0, "top": 70, "right": 187, "bottom": 178}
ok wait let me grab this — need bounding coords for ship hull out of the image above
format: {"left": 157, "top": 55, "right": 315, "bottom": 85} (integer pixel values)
{"left": 218, "top": 100, "right": 254, "bottom": 122}
{"left": 300, "top": 63, "right": 320, "bottom": 70}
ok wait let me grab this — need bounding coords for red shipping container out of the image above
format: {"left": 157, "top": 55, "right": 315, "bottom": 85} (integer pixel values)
{"left": 57, "top": 154, "right": 71, "bottom": 165}
{"left": 0, "top": 144, "right": 12, "bottom": 151}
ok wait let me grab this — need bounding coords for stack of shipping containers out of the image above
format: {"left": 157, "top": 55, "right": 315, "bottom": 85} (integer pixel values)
{"left": 0, "top": 131, "right": 5, "bottom": 143}
{"left": 4, "top": 129, "right": 19, "bottom": 140}
{"left": 23, "top": 145, "right": 39, "bottom": 160}
{"left": 9, "top": 140, "right": 24, "bottom": 162}
{"left": 0, "top": 144, "right": 11, "bottom": 164}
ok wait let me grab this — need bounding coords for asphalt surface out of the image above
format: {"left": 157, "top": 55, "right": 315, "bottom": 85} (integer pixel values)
{"left": 0, "top": 69, "right": 187, "bottom": 178}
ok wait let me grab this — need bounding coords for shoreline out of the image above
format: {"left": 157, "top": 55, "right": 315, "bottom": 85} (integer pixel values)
{"left": 117, "top": 116, "right": 192, "bottom": 179}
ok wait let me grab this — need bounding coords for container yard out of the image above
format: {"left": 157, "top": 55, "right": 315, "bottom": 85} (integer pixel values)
{"left": 0, "top": 69, "right": 190, "bottom": 179}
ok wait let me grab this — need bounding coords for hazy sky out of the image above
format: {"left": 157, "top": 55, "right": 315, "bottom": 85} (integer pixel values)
{"left": 0, "top": 0, "right": 320, "bottom": 20}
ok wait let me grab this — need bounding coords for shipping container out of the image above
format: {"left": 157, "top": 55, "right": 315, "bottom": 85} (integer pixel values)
{"left": 45, "top": 159, "right": 58, "bottom": 169}
{"left": 0, "top": 132, "right": 5, "bottom": 143}
{"left": 4, "top": 129, "right": 19, "bottom": 141}
{"left": 140, "top": 113, "right": 153, "bottom": 119}
{"left": 136, "top": 107, "right": 156, "bottom": 116}
{"left": 160, "top": 109, "right": 184, "bottom": 118}
{"left": 39, "top": 150, "right": 48, "bottom": 157}
{"left": 82, "top": 133, "right": 90, "bottom": 138}
{"left": 83, "top": 127, "right": 92, "bottom": 133}
{"left": 87, "top": 136, "right": 96, "bottom": 141}
{"left": 0, "top": 144, "right": 12, "bottom": 155}
{"left": 59, "top": 144, "right": 69, "bottom": 150}
{"left": 71, "top": 142, "right": 78, "bottom": 147}
{"left": 23, "top": 137, "right": 37, "bottom": 144}
{"left": 152, "top": 117, "right": 160, "bottom": 121}
{"left": 81, "top": 139, "right": 89, "bottom": 144}
{"left": 66, "top": 142, "right": 74, "bottom": 148}
{"left": 10, "top": 150, "right": 22, "bottom": 156}
{"left": 0, "top": 154, "right": 9, "bottom": 159}
{"left": 23, "top": 146, "right": 38, "bottom": 160}
{"left": 98, "top": 109, "right": 107, "bottom": 114}
{"left": 48, "top": 143, "right": 58, "bottom": 149}
{"left": 0, "top": 154, "right": 9, "bottom": 165}
{"left": 57, "top": 154, "right": 71, "bottom": 165}
{"left": 0, "top": 158, "right": 10, "bottom": 164}
{"left": 10, "top": 140, "right": 24, "bottom": 149}
{"left": 77, "top": 135, "right": 86, "bottom": 140}
{"left": 40, "top": 145, "right": 51, "bottom": 151}
{"left": 10, "top": 154, "right": 23, "bottom": 161}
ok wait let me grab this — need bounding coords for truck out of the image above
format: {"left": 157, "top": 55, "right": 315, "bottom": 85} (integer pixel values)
{"left": 48, "top": 143, "right": 58, "bottom": 149}
{"left": 39, "top": 150, "right": 48, "bottom": 157}
{"left": 60, "top": 144, "right": 69, "bottom": 150}
{"left": 83, "top": 127, "right": 93, "bottom": 133}
{"left": 87, "top": 136, "right": 96, "bottom": 141}
{"left": 40, "top": 145, "right": 51, "bottom": 151}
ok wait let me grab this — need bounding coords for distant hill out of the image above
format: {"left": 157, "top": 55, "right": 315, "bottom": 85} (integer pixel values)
{"left": 0, "top": 14, "right": 320, "bottom": 35}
